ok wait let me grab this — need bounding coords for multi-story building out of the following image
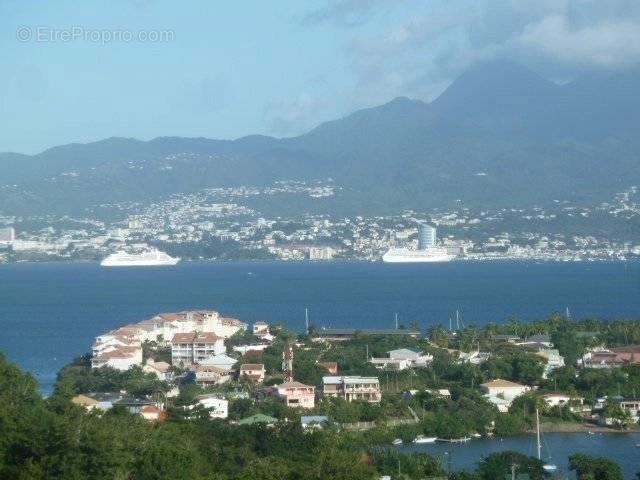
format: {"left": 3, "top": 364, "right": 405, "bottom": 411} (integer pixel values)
{"left": 273, "top": 381, "right": 315, "bottom": 408}
{"left": 171, "top": 332, "right": 225, "bottom": 365}
{"left": 322, "top": 376, "right": 381, "bottom": 403}
{"left": 91, "top": 346, "right": 143, "bottom": 370}
{"left": 239, "top": 363, "right": 266, "bottom": 383}
{"left": 0, "top": 227, "right": 15, "bottom": 243}
{"left": 195, "top": 365, "right": 235, "bottom": 387}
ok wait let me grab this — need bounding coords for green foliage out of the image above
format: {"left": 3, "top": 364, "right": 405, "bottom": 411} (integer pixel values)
{"left": 476, "top": 451, "right": 545, "bottom": 480}
{"left": 57, "top": 362, "right": 168, "bottom": 396}
{"left": 569, "top": 453, "right": 624, "bottom": 480}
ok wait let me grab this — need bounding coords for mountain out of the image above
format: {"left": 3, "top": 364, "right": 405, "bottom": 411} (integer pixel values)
{"left": 1, "top": 61, "right": 639, "bottom": 216}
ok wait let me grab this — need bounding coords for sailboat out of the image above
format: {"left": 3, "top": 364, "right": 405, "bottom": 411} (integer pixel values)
{"left": 536, "top": 409, "right": 557, "bottom": 472}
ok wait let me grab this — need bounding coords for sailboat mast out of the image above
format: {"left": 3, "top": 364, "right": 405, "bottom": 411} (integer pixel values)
{"left": 536, "top": 408, "right": 542, "bottom": 461}
{"left": 456, "top": 310, "right": 460, "bottom": 330}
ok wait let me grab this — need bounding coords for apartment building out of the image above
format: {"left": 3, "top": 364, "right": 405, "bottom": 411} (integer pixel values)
{"left": 322, "top": 376, "right": 381, "bottom": 403}
{"left": 171, "top": 332, "right": 225, "bottom": 365}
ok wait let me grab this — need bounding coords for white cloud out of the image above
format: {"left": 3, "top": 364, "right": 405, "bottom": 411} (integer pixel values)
{"left": 515, "top": 14, "right": 640, "bottom": 68}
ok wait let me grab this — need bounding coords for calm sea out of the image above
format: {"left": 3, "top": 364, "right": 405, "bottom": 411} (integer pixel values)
{"left": 0, "top": 260, "right": 639, "bottom": 393}
{"left": 400, "top": 432, "right": 640, "bottom": 478}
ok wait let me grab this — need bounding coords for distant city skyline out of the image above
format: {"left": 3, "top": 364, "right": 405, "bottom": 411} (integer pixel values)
{"left": 2, "top": 0, "right": 640, "bottom": 154}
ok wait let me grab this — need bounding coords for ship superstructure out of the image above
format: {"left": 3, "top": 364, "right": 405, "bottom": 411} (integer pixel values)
{"left": 100, "top": 248, "right": 180, "bottom": 267}
{"left": 382, "top": 223, "right": 452, "bottom": 263}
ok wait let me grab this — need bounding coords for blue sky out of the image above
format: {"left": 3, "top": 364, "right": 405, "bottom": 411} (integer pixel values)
{"left": 2, "top": 0, "right": 640, "bottom": 154}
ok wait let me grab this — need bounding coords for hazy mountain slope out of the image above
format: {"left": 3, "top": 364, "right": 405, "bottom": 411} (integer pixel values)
{"left": 1, "top": 61, "right": 639, "bottom": 216}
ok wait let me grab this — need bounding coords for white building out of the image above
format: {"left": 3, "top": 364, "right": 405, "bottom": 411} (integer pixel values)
{"left": 309, "top": 246, "right": 335, "bottom": 260}
{"left": 322, "top": 376, "right": 381, "bottom": 403}
{"left": 171, "top": 332, "right": 225, "bottom": 365}
{"left": 542, "top": 393, "right": 586, "bottom": 412}
{"left": 388, "top": 348, "right": 433, "bottom": 367}
{"left": 480, "top": 379, "right": 530, "bottom": 413}
{"left": 0, "top": 227, "right": 15, "bottom": 243}
{"left": 91, "top": 346, "right": 143, "bottom": 371}
{"left": 536, "top": 349, "right": 565, "bottom": 378}
{"left": 196, "top": 394, "right": 229, "bottom": 419}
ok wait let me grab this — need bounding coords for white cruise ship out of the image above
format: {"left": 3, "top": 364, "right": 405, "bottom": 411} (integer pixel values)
{"left": 383, "top": 222, "right": 452, "bottom": 263}
{"left": 382, "top": 247, "right": 451, "bottom": 263}
{"left": 100, "top": 249, "right": 180, "bottom": 267}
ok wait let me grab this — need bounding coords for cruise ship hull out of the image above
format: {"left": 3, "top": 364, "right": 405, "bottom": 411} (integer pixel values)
{"left": 101, "top": 258, "right": 180, "bottom": 267}
{"left": 100, "top": 250, "right": 180, "bottom": 267}
{"left": 382, "top": 248, "right": 451, "bottom": 263}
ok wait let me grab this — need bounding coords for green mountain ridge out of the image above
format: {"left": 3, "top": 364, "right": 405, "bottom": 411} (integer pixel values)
{"left": 1, "top": 61, "right": 639, "bottom": 216}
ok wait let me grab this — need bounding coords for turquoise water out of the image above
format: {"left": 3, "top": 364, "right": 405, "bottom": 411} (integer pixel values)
{"left": 0, "top": 260, "right": 638, "bottom": 393}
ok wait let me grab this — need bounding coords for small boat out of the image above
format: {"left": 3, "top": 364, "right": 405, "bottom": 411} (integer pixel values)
{"left": 471, "top": 433, "right": 482, "bottom": 438}
{"left": 413, "top": 435, "right": 437, "bottom": 444}
{"left": 635, "top": 443, "right": 640, "bottom": 448}
{"left": 437, "top": 437, "right": 471, "bottom": 443}
{"left": 587, "top": 431, "right": 594, "bottom": 435}
{"left": 392, "top": 438, "right": 403, "bottom": 446}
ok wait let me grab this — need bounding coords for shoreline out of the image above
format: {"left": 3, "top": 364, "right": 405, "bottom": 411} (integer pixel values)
{"left": 0, "top": 257, "right": 638, "bottom": 266}
{"left": 536, "top": 422, "right": 640, "bottom": 434}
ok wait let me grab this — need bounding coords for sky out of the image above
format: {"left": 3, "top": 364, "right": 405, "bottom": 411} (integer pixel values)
{"left": 2, "top": 0, "right": 640, "bottom": 154}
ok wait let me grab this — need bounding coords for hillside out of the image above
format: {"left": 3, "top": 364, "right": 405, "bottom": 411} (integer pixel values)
{"left": 1, "top": 61, "right": 639, "bottom": 216}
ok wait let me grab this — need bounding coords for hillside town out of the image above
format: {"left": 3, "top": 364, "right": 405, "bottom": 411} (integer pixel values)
{"left": 0, "top": 182, "right": 639, "bottom": 264}
{"left": 70, "top": 308, "right": 640, "bottom": 437}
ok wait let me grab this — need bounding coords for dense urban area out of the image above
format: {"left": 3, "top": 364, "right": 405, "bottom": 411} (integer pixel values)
{"left": 0, "top": 180, "right": 639, "bottom": 263}
{"left": 2, "top": 308, "right": 640, "bottom": 479}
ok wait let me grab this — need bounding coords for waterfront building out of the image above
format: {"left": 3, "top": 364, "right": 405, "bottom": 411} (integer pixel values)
{"left": 272, "top": 381, "right": 316, "bottom": 408}
{"left": 322, "top": 376, "right": 381, "bottom": 403}
{"left": 417, "top": 223, "right": 436, "bottom": 250}
{"left": 308, "top": 246, "right": 335, "bottom": 260}
{"left": 170, "top": 332, "right": 225, "bottom": 365}
{"left": 542, "top": 393, "right": 586, "bottom": 412}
